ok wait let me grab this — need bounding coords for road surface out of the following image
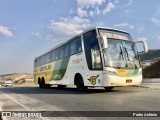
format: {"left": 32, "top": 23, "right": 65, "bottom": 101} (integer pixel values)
{"left": 0, "top": 86, "right": 160, "bottom": 120}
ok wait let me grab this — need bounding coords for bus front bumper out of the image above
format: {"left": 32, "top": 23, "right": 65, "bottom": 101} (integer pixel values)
{"left": 103, "top": 74, "right": 143, "bottom": 87}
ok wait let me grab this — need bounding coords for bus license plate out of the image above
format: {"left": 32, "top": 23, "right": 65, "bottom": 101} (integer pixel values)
{"left": 126, "top": 79, "right": 132, "bottom": 83}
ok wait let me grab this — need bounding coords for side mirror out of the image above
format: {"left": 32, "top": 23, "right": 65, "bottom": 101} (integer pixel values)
{"left": 134, "top": 40, "right": 148, "bottom": 54}
{"left": 99, "top": 35, "right": 108, "bottom": 49}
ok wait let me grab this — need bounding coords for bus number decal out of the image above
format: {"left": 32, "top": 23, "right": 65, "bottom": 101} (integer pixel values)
{"left": 88, "top": 75, "right": 99, "bottom": 85}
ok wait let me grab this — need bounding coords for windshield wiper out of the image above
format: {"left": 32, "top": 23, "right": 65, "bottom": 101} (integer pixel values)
{"left": 124, "top": 47, "right": 138, "bottom": 69}
{"left": 117, "top": 45, "right": 125, "bottom": 69}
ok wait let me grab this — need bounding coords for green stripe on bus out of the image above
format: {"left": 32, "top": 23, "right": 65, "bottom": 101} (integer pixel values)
{"left": 51, "top": 57, "right": 70, "bottom": 80}
{"left": 128, "top": 70, "right": 138, "bottom": 75}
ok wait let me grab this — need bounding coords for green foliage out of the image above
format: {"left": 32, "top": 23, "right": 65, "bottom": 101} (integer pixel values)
{"left": 140, "top": 49, "right": 160, "bottom": 61}
{"left": 143, "top": 60, "right": 160, "bottom": 78}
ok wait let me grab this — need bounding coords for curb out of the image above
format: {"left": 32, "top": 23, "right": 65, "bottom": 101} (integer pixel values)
{"left": 140, "top": 83, "right": 160, "bottom": 90}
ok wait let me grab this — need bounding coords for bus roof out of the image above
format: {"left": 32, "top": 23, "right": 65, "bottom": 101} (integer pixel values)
{"left": 34, "top": 27, "right": 129, "bottom": 60}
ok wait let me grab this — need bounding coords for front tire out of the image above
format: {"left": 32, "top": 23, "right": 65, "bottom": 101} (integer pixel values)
{"left": 76, "top": 76, "right": 87, "bottom": 91}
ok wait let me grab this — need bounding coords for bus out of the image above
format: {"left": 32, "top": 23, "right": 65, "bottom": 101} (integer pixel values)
{"left": 34, "top": 27, "right": 148, "bottom": 91}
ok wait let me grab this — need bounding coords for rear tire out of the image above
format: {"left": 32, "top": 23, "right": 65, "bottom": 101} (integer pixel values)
{"left": 75, "top": 75, "right": 87, "bottom": 91}
{"left": 39, "top": 80, "right": 45, "bottom": 88}
{"left": 45, "top": 84, "right": 51, "bottom": 88}
{"left": 104, "top": 87, "right": 114, "bottom": 91}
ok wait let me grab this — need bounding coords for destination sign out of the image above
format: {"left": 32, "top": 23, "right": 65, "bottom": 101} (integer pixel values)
{"left": 101, "top": 32, "right": 129, "bottom": 41}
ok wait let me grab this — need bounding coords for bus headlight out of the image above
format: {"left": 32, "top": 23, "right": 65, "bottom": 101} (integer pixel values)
{"left": 104, "top": 70, "right": 118, "bottom": 76}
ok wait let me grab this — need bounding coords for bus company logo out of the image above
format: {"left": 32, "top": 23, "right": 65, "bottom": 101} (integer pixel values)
{"left": 88, "top": 75, "right": 99, "bottom": 85}
{"left": 40, "top": 65, "right": 51, "bottom": 71}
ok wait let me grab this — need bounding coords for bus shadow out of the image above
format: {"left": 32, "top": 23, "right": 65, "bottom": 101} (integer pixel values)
{"left": 0, "top": 86, "right": 121, "bottom": 94}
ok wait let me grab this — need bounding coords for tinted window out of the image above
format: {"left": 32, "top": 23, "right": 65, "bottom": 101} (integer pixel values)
{"left": 37, "top": 58, "right": 41, "bottom": 67}
{"left": 40, "top": 56, "right": 45, "bottom": 65}
{"left": 59, "top": 46, "right": 64, "bottom": 59}
{"left": 34, "top": 59, "right": 37, "bottom": 67}
{"left": 70, "top": 37, "right": 82, "bottom": 55}
{"left": 51, "top": 50, "right": 56, "bottom": 61}
{"left": 83, "top": 30, "right": 102, "bottom": 70}
{"left": 64, "top": 43, "right": 69, "bottom": 57}
{"left": 51, "top": 48, "right": 59, "bottom": 61}
{"left": 45, "top": 52, "right": 52, "bottom": 64}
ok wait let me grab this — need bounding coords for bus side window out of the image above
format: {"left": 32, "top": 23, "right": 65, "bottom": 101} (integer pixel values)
{"left": 64, "top": 43, "right": 69, "bottom": 57}
{"left": 91, "top": 44, "right": 102, "bottom": 69}
{"left": 83, "top": 30, "right": 102, "bottom": 70}
{"left": 45, "top": 52, "right": 52, "bottom": 64}
{"left": 70, "top": 40, "right": 76, "bottom": 55}
{"left": 52, "top": 48, "right": 59, "bottom": 61}
{"left": 51, "top": 50, "right": 56, "bottom": 61}
{"left": 70, "top": 37, "right": 82, "bottom": 55}
{"left": 37, "top": 58, "right": 40, "bottom": 67}
{"left": 40, "top": 56, "right": 45, "bottom": 66}
{"left": 34, "top": 59, "right": 37, "bottom": 67}
{"left": 59, "top": 46, "right": 64, "bottom": 59}
{"left": 75, "top": 37, "right": 82, "bottom": 53}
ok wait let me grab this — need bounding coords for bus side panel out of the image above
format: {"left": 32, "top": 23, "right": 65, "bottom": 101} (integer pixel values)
{"left": 50, "top": 57, "right": 70, "bottom": 81}
{"left": 34, "top": 61, "right": 56, "bottom": 84}
{"left": 82, "top": 57, "right": 103, "bottom": 87}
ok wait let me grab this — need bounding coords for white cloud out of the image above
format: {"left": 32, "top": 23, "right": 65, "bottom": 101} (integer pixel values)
{"left": 126, "top": 0, "right": 133, "bottom": 6}
{"left": 96, "top": 22, "right": 104, "bottom": 26}
{"left": 102, "top": 2, "right": 115, "bottom": 15}
{"left": 49, "top": 16, "right": 92, "bottom": 40}
{"left": 95, "top": 7, "right": 100, "bottom": 15}
{"left": 113, "top": 23, "right": 134, "bottom": 29}
{"left": 137, "top": 26, "right": 144, "bottom": 33}
{"left": 76, "top": 0, "right": 118, "bottom": 17}
{"left": 77, "top": 7, "right": 88, "bottom": 17}
{"left": 32, "top": 32, "right": 40, "bottom": 37}
{"left": 0, "top": 25, "right": 13, "bottom": 37}
{"left": 136, "top": 37, "right": 148, "bottom": 41}
{"left": 125, "top": 10, "right": 130, "bottom": 13}
{"left": 89, "top": 11, "right": 95, "bottom": 17}
{"left": 77, "top": 0, "right": 105, "bottom": 9}
{"left": 151, "top": 17, "right": 160, "bottom": 26}
{"left": 32, "top": 32, "right": 56, "bottom": 42}
{"left": 155, "top": 7, "right": 160, "bottom": 16}
{"left": 114, "top": 0, "right": 119, "bottom": 4}
{"left": 69, "top": 9, "right": 74, "bottom": 14}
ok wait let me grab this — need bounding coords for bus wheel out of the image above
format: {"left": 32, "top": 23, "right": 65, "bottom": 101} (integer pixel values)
{"left": 76, "top": 76, "right": 87, "bottom": 91}
{"left": 104, "top": 87, "right": 114, "bottom": 91}
{"left": 38, "top": 78, "right": 42, "bottom": 88}
{"left": 39, "top": 80, "right": 43, "bottom": 88}
{"left": 45, "top": 84, "right": 51, "bottom": 88}
{"left": 57, "top": 85, "right": 66, "bottom": 88}
{"left": 39, "top": 79, "right": 45, "bottom": 88}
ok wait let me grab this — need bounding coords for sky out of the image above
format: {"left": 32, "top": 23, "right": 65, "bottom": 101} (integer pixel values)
{"left": 0, "top": 0, "right": 160, "bottom": 74}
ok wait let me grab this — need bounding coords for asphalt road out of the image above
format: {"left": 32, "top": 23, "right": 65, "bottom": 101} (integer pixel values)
{"left": 0, "top": 86, "right": 160, "bottom": 120}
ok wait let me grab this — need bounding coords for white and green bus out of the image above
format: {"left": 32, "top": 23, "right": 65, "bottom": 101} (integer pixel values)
{"left": 34, "top": 27, "right": 148, "bottom": 91}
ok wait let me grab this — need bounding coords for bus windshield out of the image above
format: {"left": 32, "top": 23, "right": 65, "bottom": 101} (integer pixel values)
{"left": 103, "top": 39, "right": 140, "bottom": 69}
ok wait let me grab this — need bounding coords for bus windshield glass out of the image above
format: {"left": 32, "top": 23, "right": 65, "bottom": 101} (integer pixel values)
{"left": 103, "top": 39, "right": 140, "bottom": 69}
